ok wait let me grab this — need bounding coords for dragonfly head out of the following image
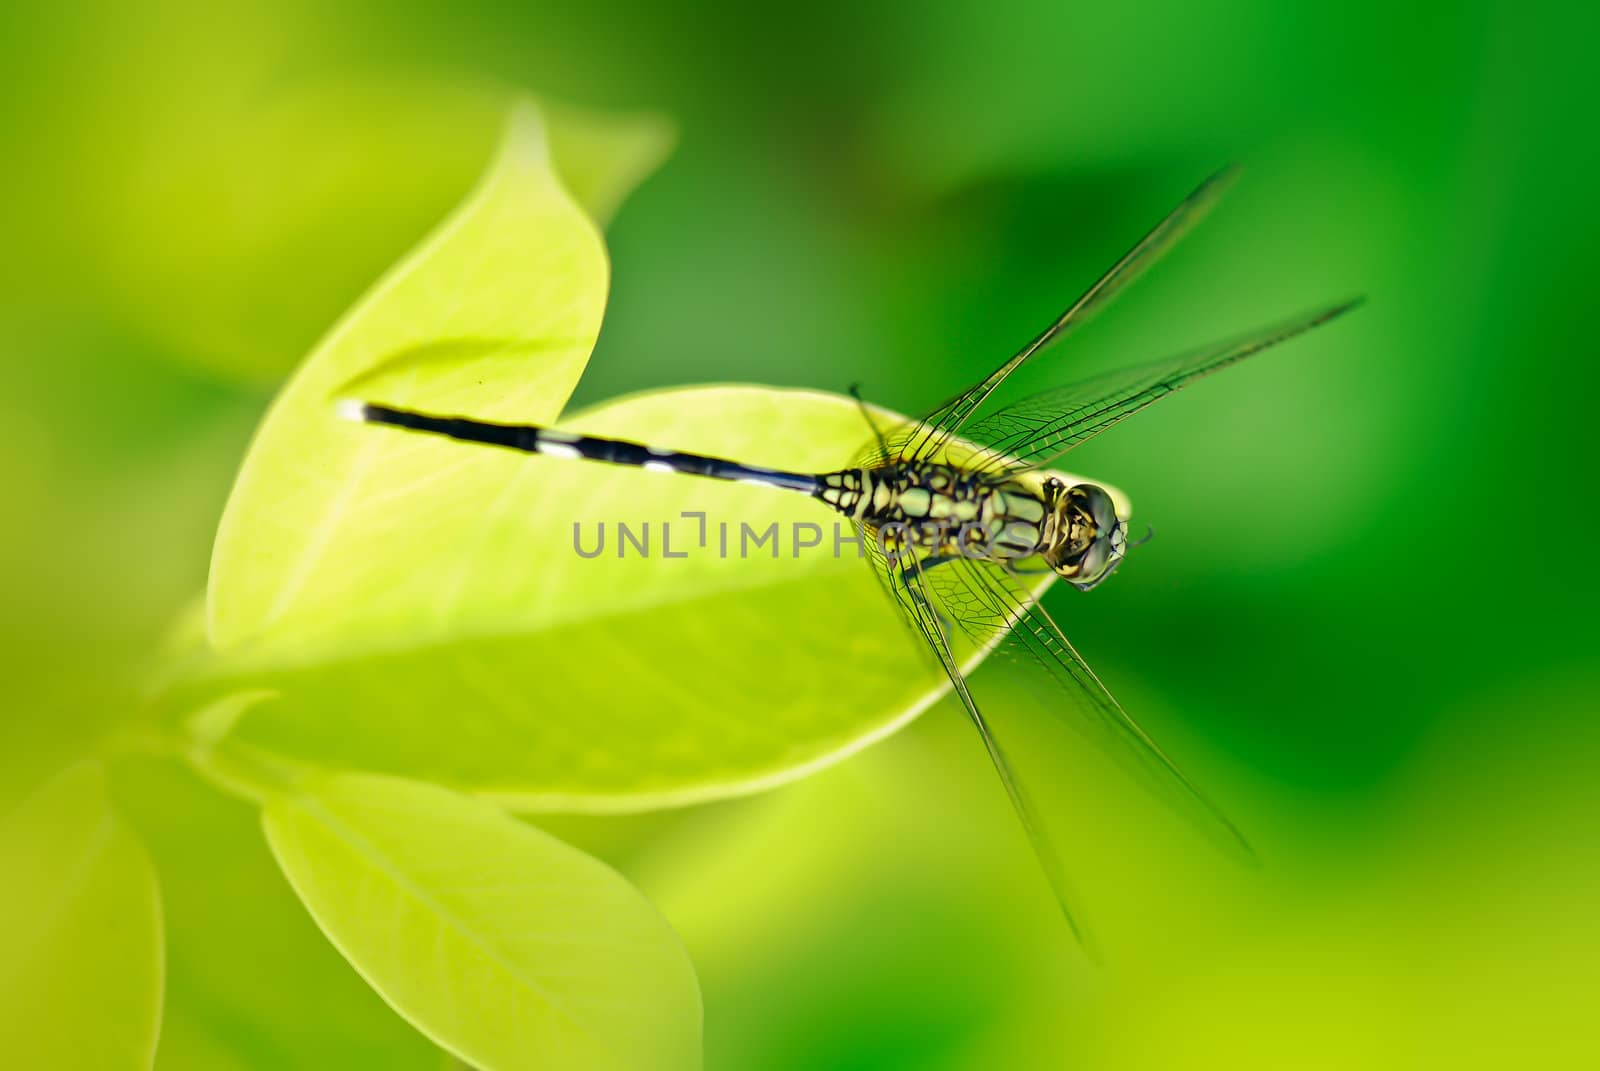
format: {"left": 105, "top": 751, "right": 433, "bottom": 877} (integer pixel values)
{"left": 1041, "top": 479, "right": 1127, "bottom": 591}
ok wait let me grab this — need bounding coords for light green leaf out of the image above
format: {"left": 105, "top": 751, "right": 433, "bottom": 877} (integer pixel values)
{"left": 0, "top": 763, "right": 164, "bottom": 1070}
{"left": 193, "top": 93, "right": 1113, "bottom": 810}
{"left": 208, "top": 98, "right": 616, "bottom": 649}
{"left": 262, "top": 772, "right": 701, "bottom": 1071}
{"left": 184, "top": 383, "right": 1104, "bottom": 809}
{"left": 108, "top": 757, "right": 443, "bottom": 1070}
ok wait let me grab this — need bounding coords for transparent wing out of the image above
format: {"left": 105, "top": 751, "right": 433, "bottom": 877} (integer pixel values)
{"left": 957, "top": 299, "right": 1362, "bottom": 475}
{"left": 865, "top": 537, "right": 1100, "bottom": 955}
{"left": 920, "top": 556, "right": 1256, "bottom": 864}
{"left": 883, "top": 166, "right": 1240, "bottom": 467}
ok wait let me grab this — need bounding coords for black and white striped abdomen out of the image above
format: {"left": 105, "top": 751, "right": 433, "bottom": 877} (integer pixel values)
{"left": 346, "top": 402, "right": 821, "bottom": 494}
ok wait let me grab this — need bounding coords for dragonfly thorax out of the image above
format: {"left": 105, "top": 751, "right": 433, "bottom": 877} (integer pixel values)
{"left": 816, "top": 462, "right": 1060, "bottom": 568}
{"left": 812, "top": 465, "right": 1128, "bottom": 588}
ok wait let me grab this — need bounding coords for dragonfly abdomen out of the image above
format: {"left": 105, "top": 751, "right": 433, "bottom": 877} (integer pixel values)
{"left": 347, "top": 403, "right": 822, "bottom": 494}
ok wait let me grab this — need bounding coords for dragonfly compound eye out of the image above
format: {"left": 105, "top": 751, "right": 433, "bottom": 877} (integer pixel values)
{"left": 1043, "top": 484, "right": 1127, "bottom": 589}
{"left": 1069, "top": 483, "right": 1120, "bottom": 532}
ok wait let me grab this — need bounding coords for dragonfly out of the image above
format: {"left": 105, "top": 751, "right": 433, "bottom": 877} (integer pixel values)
{"left": 339, "top": 165, "right": 1360, "bottom": 951}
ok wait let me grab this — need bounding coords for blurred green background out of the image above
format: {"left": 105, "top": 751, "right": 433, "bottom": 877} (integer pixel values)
{"left": 2, "top": 1, "right": 1596, "bottom": 1067}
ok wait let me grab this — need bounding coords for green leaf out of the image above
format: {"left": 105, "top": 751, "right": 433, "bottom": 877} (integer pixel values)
{"left": 193, "top": 93, "right": 1112, "bottom": 810}
{"left": 187, "top": 381, "right": 1107, "bottom": 808}
{"left": 208, "top": 98, "right": 618, "bottom": 649}
{"left": 0, "top": 763, "right": 164, "bottom": 1070}
{"left": 108, "top": 756, "right": 443, "bottom": 1070}
{"left": 185, "top": 382, "right": 1109, "bottom": 808}
{"left": 262, "top": 772, "right": 702, "bottom": 1071}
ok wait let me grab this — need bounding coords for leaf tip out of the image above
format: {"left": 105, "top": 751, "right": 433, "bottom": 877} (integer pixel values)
{"left": 495, "top": 97, "right": 553, "bottom": 174}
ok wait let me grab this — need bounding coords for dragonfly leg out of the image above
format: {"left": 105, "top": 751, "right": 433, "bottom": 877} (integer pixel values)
{"left": 898, "top": 555, "right": 957, "bottom": 635}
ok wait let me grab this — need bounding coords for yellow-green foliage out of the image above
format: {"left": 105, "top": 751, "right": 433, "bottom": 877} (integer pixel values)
{"left": 3, "top": 6, "right": 1597, "bottom": 1066}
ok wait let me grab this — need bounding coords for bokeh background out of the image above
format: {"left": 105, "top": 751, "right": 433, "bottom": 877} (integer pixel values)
{"left": 3, "top": 1, "right": 1596, "bottom": 1067}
